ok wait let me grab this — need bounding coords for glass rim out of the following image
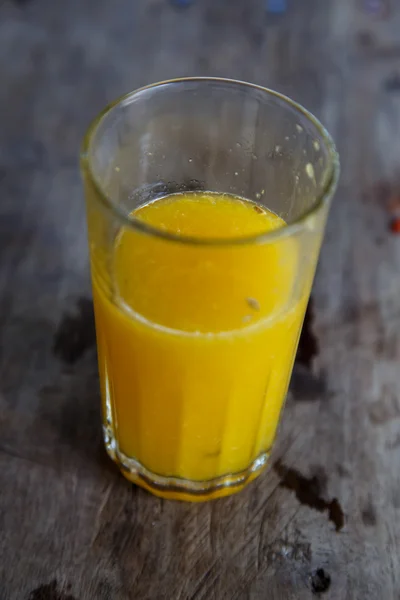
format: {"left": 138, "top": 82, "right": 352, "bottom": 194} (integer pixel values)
{"left": 81, "top": 76, "right": 340, "bottom": 246}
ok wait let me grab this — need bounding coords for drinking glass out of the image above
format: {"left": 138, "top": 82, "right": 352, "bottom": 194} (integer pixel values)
{"left": 81, "top": 78, "right": 339, "bottom": 501}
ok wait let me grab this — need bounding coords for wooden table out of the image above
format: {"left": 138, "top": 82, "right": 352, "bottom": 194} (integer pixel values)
{"left": 1, "top": 0, "right": 400, "bottom": 598}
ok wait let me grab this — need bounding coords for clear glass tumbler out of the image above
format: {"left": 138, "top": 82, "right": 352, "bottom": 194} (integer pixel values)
{"left": 81, "top": 78, "right": 339, "bottom": 501}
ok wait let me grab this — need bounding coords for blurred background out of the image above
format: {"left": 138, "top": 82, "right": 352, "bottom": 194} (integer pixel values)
{"left": 1, "top": 0, "right": 400, "bottom": 598}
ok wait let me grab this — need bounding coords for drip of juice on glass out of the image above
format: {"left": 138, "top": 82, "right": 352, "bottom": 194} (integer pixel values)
{"left": 92, "top": 192, "right": 306, "bottom": 496}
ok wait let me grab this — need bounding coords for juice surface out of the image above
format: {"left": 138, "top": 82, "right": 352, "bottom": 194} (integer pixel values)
{"left": 92, "top": 192, "right": 306, "bottom": 484}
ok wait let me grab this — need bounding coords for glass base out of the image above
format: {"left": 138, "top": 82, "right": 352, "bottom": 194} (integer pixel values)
{"left": 103, "top": 427, "right": 269, "bottom": 501}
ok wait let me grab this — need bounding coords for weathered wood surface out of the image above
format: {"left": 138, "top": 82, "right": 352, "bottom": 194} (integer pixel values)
{"left": 1, "top": 0, "right": 400, "bottom": 598}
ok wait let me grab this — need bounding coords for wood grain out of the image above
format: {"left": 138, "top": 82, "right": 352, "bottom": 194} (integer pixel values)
{"left": 1, "top": 0, "right": 400, "bottom": 598}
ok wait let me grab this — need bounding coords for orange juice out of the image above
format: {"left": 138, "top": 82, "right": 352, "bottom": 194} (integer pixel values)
{"left": 91, "top": 192, "right": 307, "bottom": 499}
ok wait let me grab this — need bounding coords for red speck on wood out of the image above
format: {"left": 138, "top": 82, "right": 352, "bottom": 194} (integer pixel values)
{"left": 389, "top": 217, "right": 400, "bottom": 234}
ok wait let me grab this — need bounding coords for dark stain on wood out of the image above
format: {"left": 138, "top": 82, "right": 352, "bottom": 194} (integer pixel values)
{"left": 28, "top": 580, "right": 77, "bottom": 600}
{"left": 361, "top": 499, "right": 377, "bottom": 526}
{"left": 274, "top": 460, "right": 345, "bottom": 531}
{"left": 356, "top": 30, "right": 375, "bottom": 49}
{"left": 309, "top": 466, "right": 328, "bottom": 493}
{"left": 53, "top": 297, "right": 96, "bottom": 365}
{"left": 290, "top": 365, "right": 327, "bottom": 402}
{"left": 296, "top": 299, "right": 319, "bottom": 369}
{"left": 336, "top": 464, "right": 351, "bottom": 478}
{"left": 329, "top": 499, "right": 345, "bottom": 531}
{"left": 384, "top": 72, "right": 400, "bottom": 92}
{"left": 38, "top": 367, "right": 101, "bottom": 465}
{"left": 310, "top": 568, "right": 331, "bottom": 595}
